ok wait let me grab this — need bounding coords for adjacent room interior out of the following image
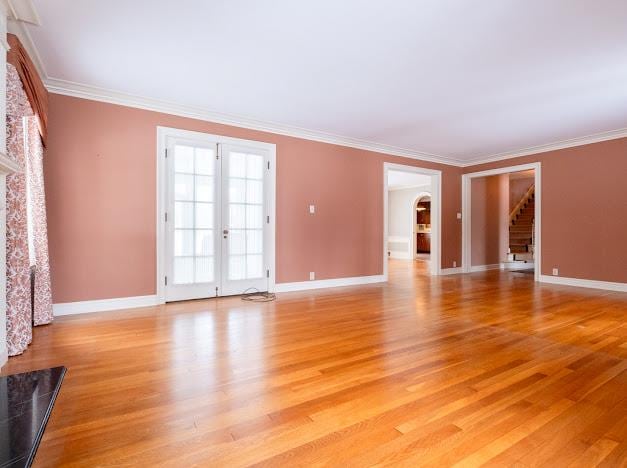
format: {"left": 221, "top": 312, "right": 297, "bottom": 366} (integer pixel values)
{"left": 467, "top": 168, "right": 537, "bottom": 275}
{"left": 0, "top": 1, "right": 625, "bottom": 466}
{"left": 387, "top": 169, "right": 433, "bottom": 264}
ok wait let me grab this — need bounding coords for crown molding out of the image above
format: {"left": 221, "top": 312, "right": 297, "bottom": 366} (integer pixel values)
{"left": 44, "top": 77, "right": 464, "bottom": 167}
{"left": 45, "top": 77, "right": 627, "bottom": 169}
{"left": 461, "top": 127, "right": 627, "bottom": 167}
{"left": 5, "top": 0, "right": 40, "bottom": 25}
{"left": 7, "top": 16, "right": 47, "bottom": 78}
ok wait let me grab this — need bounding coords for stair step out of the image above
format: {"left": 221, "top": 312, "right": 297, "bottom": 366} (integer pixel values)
{"left": 510, "top": 246, "right": 529, "bottom": 253}
{"left": 513, "top": 252, "right": 534, "bottom": 261}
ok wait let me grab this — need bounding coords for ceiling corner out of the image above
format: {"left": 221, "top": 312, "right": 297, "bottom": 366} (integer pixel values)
{"left": 6, "top": 0, "right": 40, "bottom": 25}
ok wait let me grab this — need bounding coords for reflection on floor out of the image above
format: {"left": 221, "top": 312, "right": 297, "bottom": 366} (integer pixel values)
{"left": 1, "top": 259, "right": 626, "bottom": 466}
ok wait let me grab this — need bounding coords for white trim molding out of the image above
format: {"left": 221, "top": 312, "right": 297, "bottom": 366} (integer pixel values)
{"left": 501, "top": 262, "right": 534, "bottom": 271}
{"left": 4, "top": 0, "right": 40, "bottom": 25}
{"left": 275, "top": 275, "right": 385, "bottom": 293}
{"left": 53, "top": 295, "right": 160, "bottom": 316}
{"left": 539, "top": 275, "right": 627, "bottom": 293}
{"left": 469, "top": 264, "right": 502, "bottom": 272}
{"left": 462, "top": 162, "right": 541, "bottom": 282}
{"left": 439, "top": 267, "right": 463, "bottom": 275}
{"left": 43, "top": 78, "right": 627, "bottom": 168}
{"left": 46, "top": 78, "right": 459, "bottom": 167}
{"left": 461, "top": 127, "right": 627, "bottom": 167}
{"left": 0, "top": 343, "right": 7, "bottom": 368}
{"left": 6, "top": 15, "right": 47, "bottom": 77}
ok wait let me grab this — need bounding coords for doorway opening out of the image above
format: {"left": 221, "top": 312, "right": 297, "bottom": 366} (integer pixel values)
{"left": 413, "top": 194, "right": 432, "bottom": 263}
{"left": 156, "top": 127, "right": 276, "bottom": 303}
{"left": 462, "top": 162, "right": 541, "bottom": 281}
{"left": 383, "top": 163, "right": 441, "bottom": 279}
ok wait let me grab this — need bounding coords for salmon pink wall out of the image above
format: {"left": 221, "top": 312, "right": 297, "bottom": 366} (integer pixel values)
{"left": 45, "top": 94, "right": 462, "bottom": 303}
{"left": 465, "top": 138, "right": 627, "bottom": 283}
{"left": 471, "top": 175, "right": 509, "bottom": 267}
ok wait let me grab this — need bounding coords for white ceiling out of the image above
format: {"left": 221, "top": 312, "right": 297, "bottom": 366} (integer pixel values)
{"left": 21, "top": 0, "right": 627, "bottom": 165}
{"left": 387, "top": 171, "right": 431, "bottom": 190}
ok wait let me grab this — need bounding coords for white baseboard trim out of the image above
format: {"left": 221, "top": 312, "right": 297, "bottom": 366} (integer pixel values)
{"left": 53, "top": 294, "right": 160, "bottom": 316}
{"left": 539, "top": 275, "right": 627, "bottom": 292}
{"left": 389, "top": 251, "right": 411, "bottom": 259}
{"left": 439, "top": 267, "right": 463, "bottom": 275}
{"left": 501, "top": 262, "right": 534, "bottom": 271}
{"left": 275, "top": 275, "right": 386, "bottom": 293}
{"left": 0, "top": 343, "right": 7, "bottom": 369}
{"left": 469, "top": 264, "right": 502, "bottom": 272}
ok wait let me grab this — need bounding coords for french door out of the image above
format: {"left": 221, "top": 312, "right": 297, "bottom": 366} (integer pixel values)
{"left": 163, "top": 132, "right": 272, "bottom": 301}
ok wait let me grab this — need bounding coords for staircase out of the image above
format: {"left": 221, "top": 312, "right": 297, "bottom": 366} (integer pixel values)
{"left": 507, "top": 185, "right": 535, "bottom": 263}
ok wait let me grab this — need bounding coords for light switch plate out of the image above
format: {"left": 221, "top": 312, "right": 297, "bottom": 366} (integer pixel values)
{"left": 457, "top": 212, "right": 462, "bottom": 219}
{"left": 309, "top": 205, "right": 315, "bottom": 214}
{"left": 309, "top": 272, "right": 315, "bottom": 280}
{"left": 552, "top": 268, "right": 559, "bottom": 276}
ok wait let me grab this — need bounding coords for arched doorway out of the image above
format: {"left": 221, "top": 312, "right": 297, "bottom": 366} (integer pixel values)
{"left": 413, "top": 194, "right": 431, "bottom": 261}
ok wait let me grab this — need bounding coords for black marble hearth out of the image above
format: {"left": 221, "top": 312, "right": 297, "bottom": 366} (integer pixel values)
{"left": 0, "top": 367, "right": 66, "bottom": 468}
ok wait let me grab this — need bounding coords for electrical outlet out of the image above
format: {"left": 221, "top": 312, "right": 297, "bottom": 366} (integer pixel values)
{"left": 309, "top": 205, "right": 315, "bottom": 214}
{"left": 552, "top": 268, "right": 559, "bottom": 276}
{"left": 309, "top": 271, "right": 315, "bottom": 280}
{"left": 456, "top": 212, "right": 462, "bottom": 219}
{"left": 453, "top": 261, "right": 457, "bottom": 268}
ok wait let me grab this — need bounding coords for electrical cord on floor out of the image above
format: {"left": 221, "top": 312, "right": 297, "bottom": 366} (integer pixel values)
{"left": 240, "top": 287, "right": 276, "bottom": 302}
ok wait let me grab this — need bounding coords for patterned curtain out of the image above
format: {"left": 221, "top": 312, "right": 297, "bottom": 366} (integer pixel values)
{"left": 26, "top": 115, "right": 53, "bottom": 326}
{"left": 5, "top": 63, "right": 53, "bottom": 356}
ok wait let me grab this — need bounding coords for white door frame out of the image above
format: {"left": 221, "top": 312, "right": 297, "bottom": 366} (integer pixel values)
{"left": 461, "top": 162, "right": 541, "bottom": 281}
{"left": 156, "top": 126, "right": 276, "bottom": 303}
{"left": 383, "top": 162, "right": 442, "bottom": 278}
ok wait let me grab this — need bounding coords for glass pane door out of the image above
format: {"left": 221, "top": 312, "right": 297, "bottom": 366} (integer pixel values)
{"left": 220, "top": 144, "right": 268, "bottom": 296}
{"left": 165, "top": 141, "right": 220, "bottom": 301}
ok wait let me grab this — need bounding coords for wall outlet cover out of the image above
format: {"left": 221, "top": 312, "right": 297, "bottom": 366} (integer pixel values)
{"left": 309, "top": 205, "right": 315, "bottom": 214}
{"left": 453, "top": 261, "right": 457, "bottom": 268}
{"left": 309, "top": 271, "right": 315, "bottom": 280}
{"left": 552, "top": 268, "right": 559, "bottom": 276}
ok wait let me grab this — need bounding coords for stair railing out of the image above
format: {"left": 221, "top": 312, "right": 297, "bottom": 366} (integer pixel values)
{"left": 509, "top": 184, "right": 535, "bottom": 225}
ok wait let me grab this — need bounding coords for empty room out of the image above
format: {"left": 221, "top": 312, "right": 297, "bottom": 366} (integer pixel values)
{"left": 0, "top": 1, "right": 625, "bottom": 466}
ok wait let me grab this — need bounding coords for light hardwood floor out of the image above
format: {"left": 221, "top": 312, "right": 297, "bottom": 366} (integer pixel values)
{"left": 3, "top": 260, "right": 626, "bottom": 467}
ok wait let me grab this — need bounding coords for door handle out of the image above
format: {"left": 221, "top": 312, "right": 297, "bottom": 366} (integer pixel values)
{"left": 223, "top": 229, "right": 229, "bottom": 238}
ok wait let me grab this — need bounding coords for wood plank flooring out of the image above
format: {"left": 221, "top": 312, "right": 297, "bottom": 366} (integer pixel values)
{"left": 2, "top": 260, "right": 626, "bottom": 467}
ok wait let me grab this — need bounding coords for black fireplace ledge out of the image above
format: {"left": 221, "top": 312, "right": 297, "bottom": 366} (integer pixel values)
{"left": 0, "top": 366, "right": 66, "bottom": 468}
